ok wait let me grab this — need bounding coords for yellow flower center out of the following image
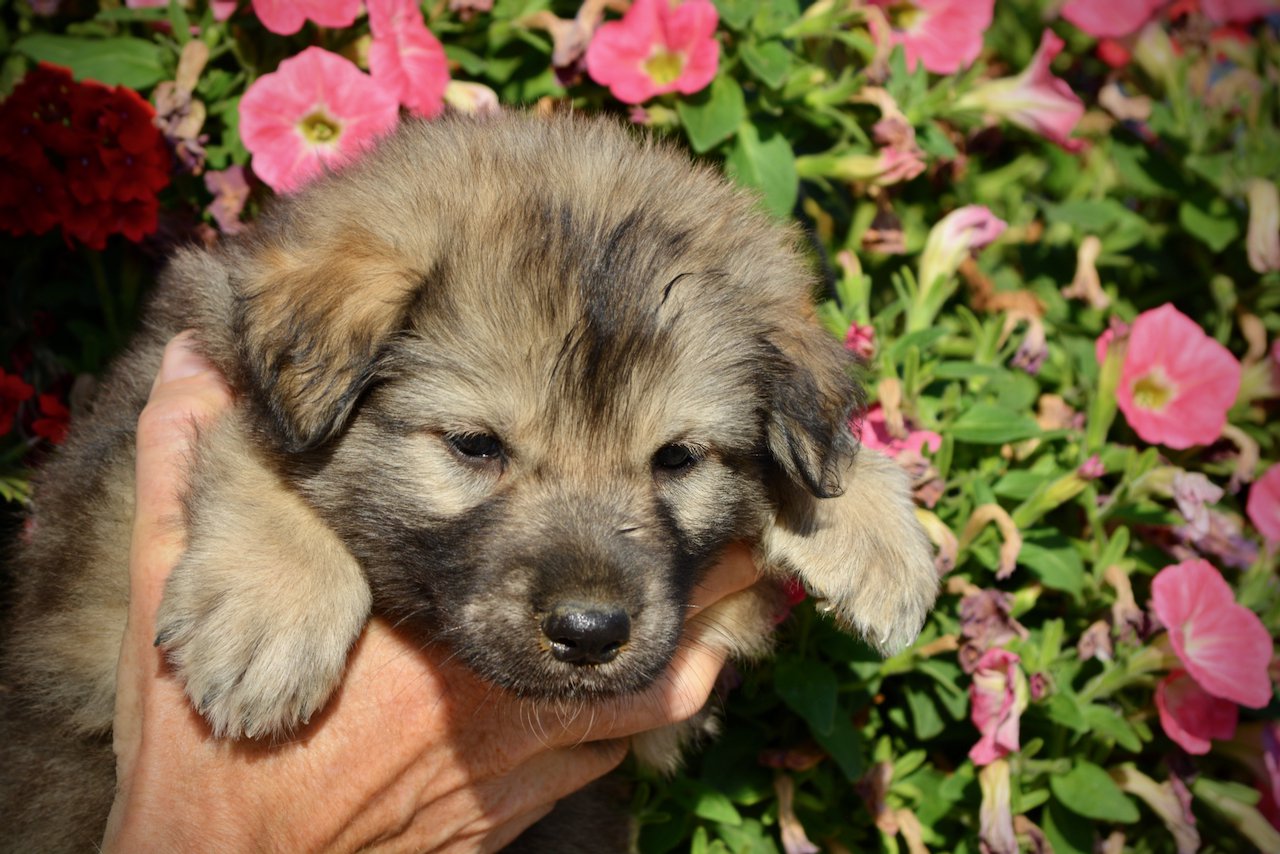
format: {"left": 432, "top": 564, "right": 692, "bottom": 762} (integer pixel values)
{"left": 1132, "top": 368, "right": 1176, "bottom": 411}
{"left": 300, "top": 110, "right": 342, "bottom": 144}
{"left": 644, "top": 49, "right": 686, "bottom": 86}
{"left": 886, "top": 1, "right": 922, "bottom": 30}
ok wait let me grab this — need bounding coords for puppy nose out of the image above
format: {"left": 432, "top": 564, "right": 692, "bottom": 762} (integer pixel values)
{"left": 542, "top": 605, "right": 631, "bottom": 665}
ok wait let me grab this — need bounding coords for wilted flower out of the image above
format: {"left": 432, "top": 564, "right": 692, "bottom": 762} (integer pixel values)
{"left": 866, "top": 0, "right": 994, "bottom": 74}
{"left": 204, "top": 165, "right": 250, "bottom": 236}
{"left": 1061, "top": 0, "right": 1163, "bottom": 38}
{"left": 1112, "top": 765, "right": 1201, "bottom": 854}
{"left": 252, "top": 0, "right": 362, "bottom": 36}
{"left": 368, "top": 0, "right": 450, "bottom": 118}
{"left": 957, "top": 30, "right": 1085, "bottom": 151}
{"left": 1078, "top": 619, "right": 1114, "bottom": 662}
{"left": 1152, "top": 558, "right": 1272, "bottom": 709}
{"left": 978, "top": 759, "right": 1017, "bottom": 854}
{"left": 1061, "top": 235, "right": 1110, "bottom": 309}
{"left": 1248, "top": 464, "right": 1280, "bottom": 546}
{"left": 443, "top": 81, "right": 500, "bottom": 115}
{"left": 239, "top": 48, "right": 401, "bottom": 194}
{"left": 1010, "top": 313, "right": 1048, "bottom": 375}
{"left": 1113, "top": 304, "right": 1241, "bottom": 449}
{"left": 1156, "top": 669, "right": 1239, "bottom": 754}
{"left": 522, "top": 0, "right": 609, "bottom": 75}
{"left": 958, "top": 587, "right": 1027, "bottom": 673}
{"left": 1246, "top": 178, "right": 1280, "bottom": 274}
{"left": 774, "top": 776, "right": 820, "bottom": 854}
{"left": 1172, "top": 471, "right": 1225, "bottom": 540}
{"left": 918, "top": 205, "right": 1006, "bottom": 292}
{"left": 969, "top": 648, "right": 1029, "bottom": 765}
{"left": 153, "top": 40, "right": 210, "bottom": 174}
{"left": 585, "top": 0, "right": 719, "bottom": 104}
{"left": 1177, "top": 509, "right": 1259, "bottom": 569}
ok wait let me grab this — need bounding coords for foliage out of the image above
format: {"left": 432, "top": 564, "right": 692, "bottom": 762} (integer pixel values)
{"left": 2, "top": 0, "right": 1278, "bottom": 851}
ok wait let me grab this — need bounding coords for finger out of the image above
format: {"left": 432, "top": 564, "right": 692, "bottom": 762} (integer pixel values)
{"left": 129, "top": 332, "right": 233, "bottom": 624}
{"left": 687, "top": 541, "right": 760, "bottom": 614}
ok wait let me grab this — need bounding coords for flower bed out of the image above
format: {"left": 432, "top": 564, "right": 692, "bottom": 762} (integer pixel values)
{"left": 1, "top": 0, "right": 1277, "bottom": 850}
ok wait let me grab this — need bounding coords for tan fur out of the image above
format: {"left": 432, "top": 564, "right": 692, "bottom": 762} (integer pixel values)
{"left": 0, "top": 112, "right": 937, "bottom": 851}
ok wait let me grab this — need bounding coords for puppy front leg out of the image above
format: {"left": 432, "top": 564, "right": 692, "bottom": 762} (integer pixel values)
{"left": 155, "top": 412, "right": 371, "bottom": 739}
{"left": 761, "top": 448, "right": 937, "bottom": 657}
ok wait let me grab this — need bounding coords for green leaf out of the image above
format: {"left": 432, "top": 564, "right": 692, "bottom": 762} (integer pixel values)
{"left": 1178, "top": 199, "right": 1240, "bottom": 253}
{"left": 692, "top": 786, "right": 742, "bottom": 825}
{"left": 904, "top": 683, "right": 946, "bottom": 740}
{"left": 13, "top": 34, "right": 167, "bottom": 89}
{"left": 1082, "top": 704, "right": 1143, "bottom": 753}
{"left": 725, "top": 122, "right": 797, "bottom": 218}
{"left": 712, "top": 0, "right": 761, "bottom": 30}
{"left": 751, "top": 0, "right": 800, "bottom": 37}
{"left": 948, "top": 404, "right": 1041, "bottom": 445}
{"left": 1045, "top": 693, "right": 1089, "bottom": 733}
{"left": 740, "top": 40, "right": 791, "bottom": 89}
{"left": 811, "top": 712, "right": 865, "bottom": 781}
{"left": 1017, "top": 541, "right": 1084, "bottom": 598}
{"left": 774, "top": 657, "right": 837, "bottom": 734}
{"left": 1043, "top": 799, "right": 1095, "bottom": 854}
{"left": 1051, "top": 762, "right": 1140, "bottom": 823}
{"left": 676, "top": 75, "right": 745, "bottom": 153}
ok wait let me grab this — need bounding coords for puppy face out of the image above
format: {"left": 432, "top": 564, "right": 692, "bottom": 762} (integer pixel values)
{"left": 201, "top": 115, "right": 870, "bottom": 700}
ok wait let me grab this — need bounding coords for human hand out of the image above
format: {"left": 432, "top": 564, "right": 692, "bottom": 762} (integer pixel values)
{"left": 102, "top": 332, "right": 762, "bottom": 853}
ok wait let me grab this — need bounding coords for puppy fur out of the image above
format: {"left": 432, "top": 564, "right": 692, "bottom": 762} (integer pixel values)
{"left": 0, "top": 113, "right": 937, "bottom": 850}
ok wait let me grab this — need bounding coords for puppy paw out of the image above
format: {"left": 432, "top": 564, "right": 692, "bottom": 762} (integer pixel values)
{"left": 762, "top": 448, "right": 938, "bottom": 657}
{"left": 156, "top": 549, "right": 370, "bottom": 739}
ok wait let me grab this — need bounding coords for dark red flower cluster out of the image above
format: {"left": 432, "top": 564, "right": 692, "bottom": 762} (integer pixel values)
{"left": 0, "top": 368, "right": 35, "bottom": 437}
{"left": 0, "top": 64, "right": 170, "bottom": 249}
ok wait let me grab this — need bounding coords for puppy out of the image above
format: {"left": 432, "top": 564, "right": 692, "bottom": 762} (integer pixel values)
{"left": 0, "top": 113, "right": 936, "bottom": 850}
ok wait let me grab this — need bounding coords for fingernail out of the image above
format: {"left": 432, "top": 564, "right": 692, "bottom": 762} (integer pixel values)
{"left": 159, "top": 332, "right": 211, "bottom": 384}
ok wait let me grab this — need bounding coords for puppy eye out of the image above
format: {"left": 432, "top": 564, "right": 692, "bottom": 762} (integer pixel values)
{"left": 448, "top": 432, "right": 504, "bottom": 460}
{"left": 653, "top": 443, "right": 698, "bottom": 472}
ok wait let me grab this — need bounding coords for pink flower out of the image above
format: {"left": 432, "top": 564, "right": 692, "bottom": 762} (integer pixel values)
{"left": 1061, "top": 0, "right": 1165, "bottom": 38}
{"left": 1152, "top": 558, "right": 1273, "bottom": 708}
{"left": 585, "top": 0, "right": 719, "bottom": 104}
{"left": 368, "top": 0, "right": 450, "bottom": 118}
{"left": 868, "top": 0, "right": 994, "bottom": 74}
{"left": 1248, "top": 464, "right": 1280, "bottom": 545}
{"left": 957, "top": 30, "right": 1085, "bottom": 151}
{"left": 1115, "top": 304, "right": 1241, "bottom": 449}
{"left": 443, "top": 81, "right": 500, "bottom": 115}
{"left": 969, "top": 648, "right": 1028, "bottom": 766}
{"left": 239, "top": 48, "right": 401, "bottom": 194}
{"left": 252, "top": 0, "right": 361, "bottom": 35}
{"left": 978, "top": 760, "right": 1017, "bottom": 854}
{"left": 858, "top": 404, "right": 942, "bottom": 458}
{"left": 1201, "top": 0, "right": 1279, "bottom": 24}
{"left": 1156, "top": 670, "right": 1238, "bottom": 754}
{"left": 918, "top": 205, "right": 1006, "bottom": 292}
{"left": 844, "top": 322, "right": 876, "bottom": 361}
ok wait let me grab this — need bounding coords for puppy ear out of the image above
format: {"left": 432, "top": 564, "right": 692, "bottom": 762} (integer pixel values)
{"left": 233, "top": 233, "right": 421, "bottom": 452}
{"left": 761, "top": 446, "right": 938, "bottom": 657}
{"left": 764, "top": 327, "right": 864, "bottom": 498}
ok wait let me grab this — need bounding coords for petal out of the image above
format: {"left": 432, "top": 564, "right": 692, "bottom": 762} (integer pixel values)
{"left": 1247, "top": 464, "right": 1280, "bottom": 545}
{"left": 1157, "top": 671, "right": 1238, "bottom": 754}
{"left": 1061, "top": 0, "right": 1163, "bottom": 38}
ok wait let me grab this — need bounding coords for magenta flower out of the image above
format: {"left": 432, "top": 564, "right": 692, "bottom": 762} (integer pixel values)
{"left": 1152, "top": 558, "right": 1273, "bottom": 709}
{"left": 252, "top": 0, "right": 362, "bottom": 35}
{"left": 969, "top": 648, "right": 1028, "bottom": 766}
{"left": 368, "top": 0, "right": 450, "bottom": 118}
{"left": 1248, "top": 464, "right": 1280, "bottom": 546}
{"left": 957, "top": 30, "right": 1085, "bottom": 151}
{"left": 844, "top": 322, "right": 876, "bottom": 361}
{"left": 1061, "top": 0, "right": 1164, "bottom": 38}
{"left": 867, "top": 0, "right": 994, "bottom": 74}
{"left": 585, "top": 0, "right": 719, "bottom": 104}
{"left": 858, "top": 404, "right": 942, "bottom": 458}
{"left": 1114, "top": 304, "right": 1241, "bottom": 449}
{"left": 239, "top": 48, "right": 401, "bottom": 194}
{"left": 1156, "top": 670, "right": 1239, "bottom": 754}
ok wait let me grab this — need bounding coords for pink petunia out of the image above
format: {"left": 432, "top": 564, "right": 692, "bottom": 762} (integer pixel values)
{"left": 1200, "top": 0, "right": 1280, "bottom": 24}
{"left": 1061, "top": 0, "right": 1165, "bottom": 38}
{"left": 239, "top": 47, "right": 401, "bottom": 194}
{"left": 1114, "top": 304, "right": 1241, "bottom": 449}
{"left": 957, "top": 30, "right": 1085, "bottom": 151}
{"left": 1156, "top": 670, "right": 1239, "bottom": 754}
{"left": 368, "top": 0, "right": 450, "bottom": 118}
{"left": 1248, "top": 464, "right": 1280, "bottom": 545}
{"left": 252, "top": 0, "right": 362, "bottom": 35}
{"left": 868, "top": 0, "right": 994, "bottom": 74}
{"left": 1151, "top": 558, "right": 1273, "bottom": 708}
{"left": 858, "top": 404, "right": 942, "bottom": 458}
{"left": 585, "top": 0, "right": 719, "bottom": 104}
{"left": 844, "top": 322, "right": 876, "bottom": 361}
{"left": 969, "top": 648, "right": 1028, "bottom": 766}
{"left": 918, "top": 205, "right": 1006, "bottom": 291}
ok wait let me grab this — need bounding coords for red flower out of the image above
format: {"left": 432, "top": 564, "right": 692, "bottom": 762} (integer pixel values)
{"left": 32, "top": 393, "right": 70, "bottom": 445}
{"left": 0, "top": 368, "right": 35, "bottom": 436}
{"left": 0, "top": 64, "right": 170, "bottom": 249}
